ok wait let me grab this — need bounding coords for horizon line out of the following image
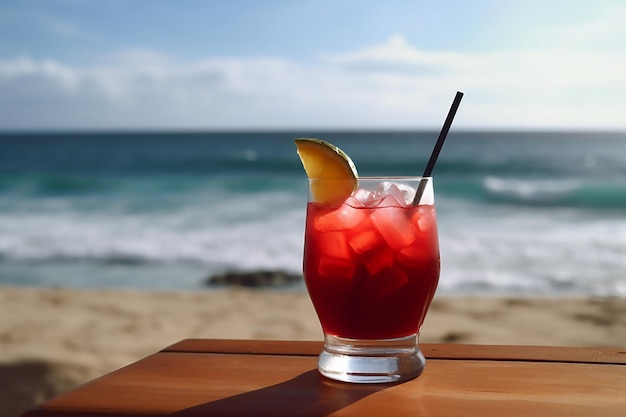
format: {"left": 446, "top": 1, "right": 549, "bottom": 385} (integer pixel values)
{"left": 1, "top": 126, "right": 626, "bottom": 135}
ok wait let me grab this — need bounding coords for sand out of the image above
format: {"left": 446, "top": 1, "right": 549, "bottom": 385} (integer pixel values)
{"left": 1, "top": 285, "right": 625, "bottom": 416}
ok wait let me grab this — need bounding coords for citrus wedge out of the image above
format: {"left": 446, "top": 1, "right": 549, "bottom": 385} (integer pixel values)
{"left": 294, "top": 138, "right": 358, "bottom": 205}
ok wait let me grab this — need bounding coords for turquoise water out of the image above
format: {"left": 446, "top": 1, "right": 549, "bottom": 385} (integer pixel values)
{"left": 1, "top": 130, "right": 625, "bottom": 295}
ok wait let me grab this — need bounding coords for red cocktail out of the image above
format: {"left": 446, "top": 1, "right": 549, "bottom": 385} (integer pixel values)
{"left": 303, "top": 177, "right": 440, "bottom": 383}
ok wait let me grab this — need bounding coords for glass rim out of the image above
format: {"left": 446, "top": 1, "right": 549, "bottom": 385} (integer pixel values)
{"left": 307, "top": 176, "right": 433, "bottom": 181}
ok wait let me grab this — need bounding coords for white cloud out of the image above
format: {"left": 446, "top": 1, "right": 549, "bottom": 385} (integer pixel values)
{"left": 1, "top": 25, "right": 625, "bottom": 130}
{"left": 320, "top": 34, "right": 474, "bottom": 71}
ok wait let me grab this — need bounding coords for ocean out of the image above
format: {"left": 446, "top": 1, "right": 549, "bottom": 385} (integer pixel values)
{"left": 1, "top": 131, "right": 625, "bottom": 296}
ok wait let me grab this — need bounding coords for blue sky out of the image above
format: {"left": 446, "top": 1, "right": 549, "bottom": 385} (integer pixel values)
{"left": 1, "top": 0, "right": 625, "bottom": 130}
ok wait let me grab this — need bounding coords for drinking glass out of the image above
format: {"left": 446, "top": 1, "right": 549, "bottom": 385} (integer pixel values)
{"left": 303, "top": 177, "right": 440, "bottom": 383}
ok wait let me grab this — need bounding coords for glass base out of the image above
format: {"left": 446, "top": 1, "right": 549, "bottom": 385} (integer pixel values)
{"left": 318, "top": 334, "right": 425, "bottom": 384}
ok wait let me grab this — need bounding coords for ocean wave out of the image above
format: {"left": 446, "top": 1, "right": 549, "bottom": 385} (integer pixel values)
{"left": 481, "top": 176, "right": 626, "bottom": 209}
{"left": 0, "top": 190, "right": 306, "bottom": 275}
{"left": 2, "top": 131, "right": 626, "bottom": 294}
{"left": 0, "top": 222, "right": 304, "bottom": 273}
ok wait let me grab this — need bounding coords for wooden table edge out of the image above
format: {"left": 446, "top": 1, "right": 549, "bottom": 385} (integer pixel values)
{"left": 20, "top": 339, "right": 626, "bottom": 417}
{"left": 162, "top": 338, "right": 626, "bottom": 365}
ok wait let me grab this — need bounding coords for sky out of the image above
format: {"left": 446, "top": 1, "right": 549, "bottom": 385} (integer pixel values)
{"left": 1, "top": 0, "right": 625, "bottom": 131}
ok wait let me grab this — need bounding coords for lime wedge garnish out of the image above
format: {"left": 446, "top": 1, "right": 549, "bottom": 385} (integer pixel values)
{"left": 294, "top": 138, "right": 358, "bottom": 204}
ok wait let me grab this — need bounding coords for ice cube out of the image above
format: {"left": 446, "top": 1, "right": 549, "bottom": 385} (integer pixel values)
{"left": 398, "top": 244, "right": 438, "bottom": 267}
{"left": 315, "top": 200, "right": 367, "bottom": 231}
{"left": 414, "top": 205, "right": 436, "bottom": 232}
{"left": 373, "top": 182, "right": 415, "bottom": 206}
{"left": 357, "top": 190, "right": 386, "bottom": 207}
{"left": 373, "top": 181, "right": 394, "bottom": 196}
{"left": 376, "top": 269, "right": 409, "bottom": 295}
{"left": 346, "top": 196, "right": 364, "bottom": 207}
{"left": 374, "top": 194, "right": 403, "bottom": 208}
{"left": 348, "top": 228, "right": 382, "bottom": 254}
{"left": 398, "top": 245, "right": 425, "bottom": 267}
{"left": 352, "top": 189, "right": 373, "bottom": 205}
{"left": 395, "top": 183, "right": 417, "bottom": 205}
{"left": 370, "top": 206, "right": 416, "bottom": 251}
{"left": 363, "top": 195, "right": 384, "bottom": 207}
{"left": 318, "top": 256, "right": 355, "bottom": 279}
{"left": 363, "top": 246, "right": 395, "bottom": 275}
{"left": 317, "top": 231, "right": 352, "bottom": 260}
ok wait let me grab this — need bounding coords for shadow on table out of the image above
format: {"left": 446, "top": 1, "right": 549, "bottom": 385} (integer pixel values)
{"left": 173, "top": 369, "right": 396, "bottom": 417}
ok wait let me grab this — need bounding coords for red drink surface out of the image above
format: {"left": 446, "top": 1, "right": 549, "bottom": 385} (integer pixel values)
{"left": 304, "top": 199, "right": 440, "bottom": 339}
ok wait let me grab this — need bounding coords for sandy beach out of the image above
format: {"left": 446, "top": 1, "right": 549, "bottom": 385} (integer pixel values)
{"left": 1, "top": 285, "right": 625, "bottom": 416}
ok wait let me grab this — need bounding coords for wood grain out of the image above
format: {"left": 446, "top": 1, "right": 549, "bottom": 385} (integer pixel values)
{"left": 22, "top": 340, "right": 626, "bottom": 417}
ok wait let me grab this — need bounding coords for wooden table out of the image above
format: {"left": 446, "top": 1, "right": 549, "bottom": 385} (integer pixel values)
{"left": 22, "top": 339, "right": 626, "bottom": 416}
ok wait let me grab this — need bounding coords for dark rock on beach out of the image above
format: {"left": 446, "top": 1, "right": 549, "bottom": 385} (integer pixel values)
{"left": 206, "top": 270, "right": 303, "bottom": 288}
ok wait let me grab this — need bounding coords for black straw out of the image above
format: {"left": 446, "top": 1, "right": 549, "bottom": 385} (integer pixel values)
{"left": 412, "top": 91, "right": 464, "bottom": 205}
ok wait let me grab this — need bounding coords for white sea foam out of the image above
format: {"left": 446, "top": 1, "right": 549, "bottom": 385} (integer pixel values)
{"left": 0, "top": 190, "right": 306, "bottom": 289}
{"left": 2, "top": 190, "right": 624, "bottom": 296}
{"left": 437, "top": 197, "right": 626, "bottom": 296}
{"left": 2, "top": 189, "right": 626, "bottom": 295}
